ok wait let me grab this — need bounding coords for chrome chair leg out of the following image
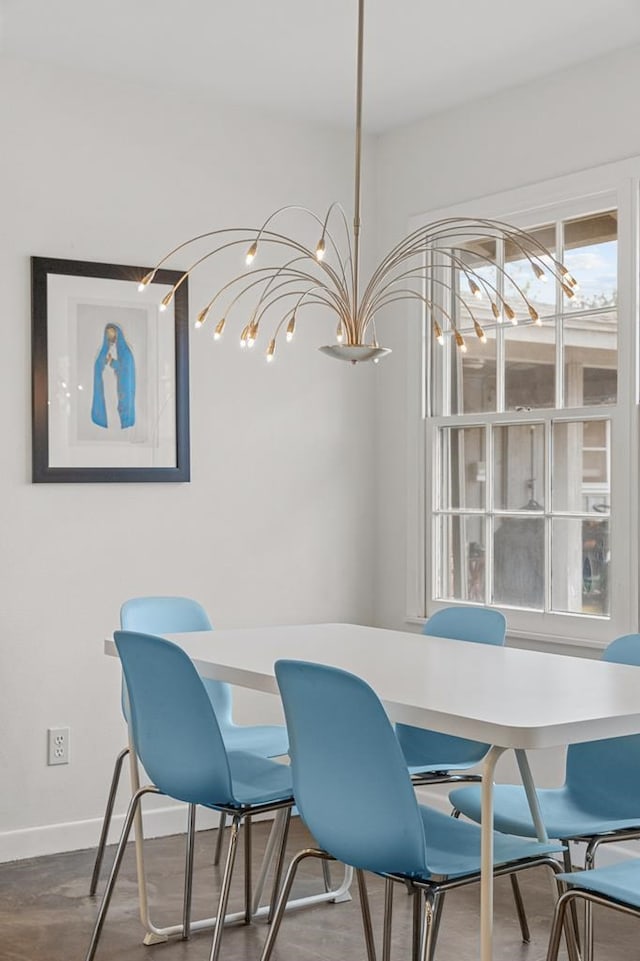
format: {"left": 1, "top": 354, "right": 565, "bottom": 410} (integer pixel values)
{"left": 182, "top": 804, "right": 197, "bottom": 940}
{"left": 383, "top": 878, "right": 394, "bottom": 961}
{"left": 322, "top": 858, "right": 333, "bottom": 892}
{"left": 213, "top": 811, "right": 227, "bottom": 866}
{"left": 208, "top": 815, "right": 242, "bottom": 961}
{"left": 89, "top": 746, "right": 129, "bottom": 896}
{"left": 244, "top": 816, "right": 252, "bottom": 924}
{"left": 426, "top": 892, "right": 443, "bottom": 961}
{"left": 510, "top": 874, "right": 530, "bottom": 942}
{"left": 412, "top": 887, "right": 422, "bottom": 961}
{"left": 267, "top": 807, "right": 292, "bottom": 923}
{"left": 562, "top": 846, "right": 582, "bottom": 955}
{"left": 259, "top": 848, "right": 329, "bottom": 961}
{"left": 356, "top": 869, "right": 377, "bottom": 961}
{"left": 85, "top": 784, "right": 159, "bottom": 961}
{"left": 419, "top": 892, "right": 437, "bottom": 961}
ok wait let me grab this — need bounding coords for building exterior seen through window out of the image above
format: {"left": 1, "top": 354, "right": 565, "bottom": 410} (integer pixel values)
{"left": 429, "top": 210, "right": 616, "bottom": 618}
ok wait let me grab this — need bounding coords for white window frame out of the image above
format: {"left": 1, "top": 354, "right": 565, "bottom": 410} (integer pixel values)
{"left": 405, "top": 158, "right": 640, "bottom": 649}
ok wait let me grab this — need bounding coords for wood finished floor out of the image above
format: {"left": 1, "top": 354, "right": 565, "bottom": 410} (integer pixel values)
{"left": 0, "top": 817, "right": 636, "bottom": 961}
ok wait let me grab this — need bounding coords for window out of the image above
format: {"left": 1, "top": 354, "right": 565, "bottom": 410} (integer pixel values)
{"left": 418, "top": 171, "right": 638, "bottom": 645}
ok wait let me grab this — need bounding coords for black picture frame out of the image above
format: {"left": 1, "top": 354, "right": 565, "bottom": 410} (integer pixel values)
{"left": 31, "top": 257, "right": 190, "bottom": 483}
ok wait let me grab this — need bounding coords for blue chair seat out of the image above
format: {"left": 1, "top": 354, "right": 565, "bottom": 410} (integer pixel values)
{"left": 449, "top": 782, "right": 640, "bottom": 840}
{"left": 224, "top": 751, "right": 292, "bottom": 807}
{"left": 220, "top": 723, "right": 288, "bottom": 758}
{"left": 557, "top": 860, "right": 640, "bottom": 909}
{"left": 417, "top": 805, "right": 562, "bottom": 879}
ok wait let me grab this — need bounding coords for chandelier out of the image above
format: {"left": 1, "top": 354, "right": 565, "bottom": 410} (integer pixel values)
{"left": 138, "top": 0, "right": 577, "bottom": 364}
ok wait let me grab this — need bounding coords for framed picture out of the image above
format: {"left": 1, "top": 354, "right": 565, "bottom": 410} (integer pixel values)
{"left": 31, "top": 257, "right": 190, "bottom": 482}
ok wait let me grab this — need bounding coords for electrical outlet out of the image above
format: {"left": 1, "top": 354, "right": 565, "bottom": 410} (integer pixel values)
{"left": 47, "top": 727, "right": 70, "bottom": 766}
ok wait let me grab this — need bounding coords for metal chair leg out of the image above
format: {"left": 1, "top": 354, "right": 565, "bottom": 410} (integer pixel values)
{"left": 182, "top": 804, "right": 197, "bottom": 940}
{"left": 213, "top": 811, "right": 227, "bottom": 866}
{"left": 267, "top": 807, "right": 292, "bottom": 923}
{"left": 322, "top": 858, "right": 333, "bottom": 892}
{"left": 383, "top": 878, "right": 394, "bottom": 961}
{"left": 89, "top": 746, "right": 129, "bottom": 896}
{"left": 260, "top": 849, "right": 327, "bottom": 961}
{"left": 426, "top": 892, "right": 443, "bottom": 961}
{"left": 244, "top": 815, "right": 252, "bottom": 924}
{"left": 509, "top": 874, "right": 531, "bottom": 942}
{"left": 546, "top": 890, "right": 572, "bottom": 961}
{"left": 562, "top": 846, "right": 582, "bottom": 955}
{"left": 208, "top": 815, "right": 242, "bottom": 961}
{"left": 412, "top": 887, "right": 422, "bottom": 961}
{"left": 85, "top": 785, "right": 159, "bottom": 961}
{"left": 356, "top": 869, "right": 377, "bottom": 961}
{"left": 419, "top": 892, "right": 437, "bottom": 961}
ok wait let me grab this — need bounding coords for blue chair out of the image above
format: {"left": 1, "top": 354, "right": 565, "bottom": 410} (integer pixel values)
{"left": 260, "top": 659, "right": 569, "bottom": 961}
{"left": 396, "top": 606, "right": 507, "bottom": 780}
{"left": 394, "top": 606, "right": 529, "bottom": 945}
{"left": 450, "top": 633, "right": 640, "bottom": 959}
{"left": 91, "top": 596, "right": 288, "bottom": 896}
{"left": 546, "top": 859, "right": 640, "bottom": 961}
{"left": 85, "top": 631, "right": 294, "bottom": 961}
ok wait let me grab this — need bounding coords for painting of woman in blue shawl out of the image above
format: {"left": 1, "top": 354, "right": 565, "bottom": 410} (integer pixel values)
{"left": 91, "top": 323, "right": 136, "bottom": 429}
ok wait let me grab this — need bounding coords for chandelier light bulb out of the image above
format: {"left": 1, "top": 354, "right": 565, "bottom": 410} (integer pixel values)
{"left": 469, "top": 279, "right": 482, "bottom": 299}
{"left": 532, "top": 262, "right": 547, "bottom": 282}
{"left": 195, "top": 307, "right": 209, "bottom": 329}
{"left": 159, "top": 291, "right": 173, "bottom": 312}
{"left": 503, "top": 304, "right": 517, "bottom": 324}
{"left": 336, "top": 322, "right": 344, "bottom": 343}
{"left": 474, "top": 320, "right": 487, "bottom": 343}
{"left": 245, "top": 241, "right": 258, "bottom": 265}
{"left": 213, "top": 317, "right": 226, "bottom": 340}
{"left": 138, "top": 270, "right": 154, "bottom": 292}
{"left": 286, "top": 314, "right": 296, "bottom": 342}
{"left": 453, "top": 328, "right": 467, "bottom": 352}
{"left": 266, "top": 339, "right": 276, "bottom": 362}
{"left": 433, "top": 320, "right": 444, "bottom": 345}
{"left": 315, "top": 236, "right": 326, "bottom": 261}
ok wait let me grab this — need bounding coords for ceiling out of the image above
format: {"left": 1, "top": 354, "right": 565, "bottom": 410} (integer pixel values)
{"left": 2, "top": 0, "right": 640, "bottom": 132}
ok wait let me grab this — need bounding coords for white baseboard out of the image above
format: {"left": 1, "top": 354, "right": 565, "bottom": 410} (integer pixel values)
{"left": 0, "top": 803, "right": 225, "bottom": 865}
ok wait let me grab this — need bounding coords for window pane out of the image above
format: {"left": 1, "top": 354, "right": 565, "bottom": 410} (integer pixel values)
{"left": 563, "top": 212, "right": 617, "bottom": 312}
{"left": 493, "top": 516, "right": 544, "bottom": 609}
{"left": 437, "top": 514, "right": 486, "bottom": 602}
{"left": 552, "top": 420, "right": 610, "bottom": 513}
{"left": 563, "top": 212, "right": 617, "bottom": 406}
{"left": 551, "top": 517, "right": 609, "bottom": 616}
{"left": 450, "top": 245, "right": 498, "bottom": 415}
{"left": 455, "top": 342, "right": 497, "bottom": 415}
{"left": 493, "top": 424, "right": 545, "bottom": 511}
{"left": 505, "top": 325, "right": 556, "bottom": 410}
{"left": 504, "top": 225, "right": 557, "bottom": 317}
{"left": 438, "top": 427, "right": 486, "bottom": 510}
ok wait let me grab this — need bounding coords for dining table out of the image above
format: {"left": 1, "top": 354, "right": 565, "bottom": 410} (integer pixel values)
{"left": 105, "top": 621, "right": 640, "bottom": 961}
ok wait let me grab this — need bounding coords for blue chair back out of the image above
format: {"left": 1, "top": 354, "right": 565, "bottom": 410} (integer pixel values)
{"left": 120, "top": 596, "right": 232, "bottom": 725}
{"left": 423, "top": 606, "right": 506, "bottom": 645}
{"left": 275, "top": 659, "right": 429, "bottom": 877}
{"left": 396, "top": 605, "right": 506, "bottom": 767}
{"left": 114, "top": 630, "right": 235, "bottom": 806}
{"left": 566, "top": 633, "right": 640, "bottom": 816}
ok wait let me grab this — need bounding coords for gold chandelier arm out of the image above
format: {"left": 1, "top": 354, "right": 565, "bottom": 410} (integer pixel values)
{"left": 254, "top": 288, "right": 345, "bottom": 331}
{"left": 195, "top": 264, "right": 327, "bottom": 326}
{"left": 361, "top": 218, "right": 571, "bottom": 309}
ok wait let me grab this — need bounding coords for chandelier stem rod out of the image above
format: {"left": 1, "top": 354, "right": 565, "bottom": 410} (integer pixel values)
{"left": 352, "top": 0, "right": 365, "bottom": 322}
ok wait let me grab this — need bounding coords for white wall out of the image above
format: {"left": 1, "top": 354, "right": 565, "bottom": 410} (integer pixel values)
{"left": 0, "top": 57, "right": 377, "bottom": 860}
{"left": 373, "top": 43, "right": 640, "bottom": 633}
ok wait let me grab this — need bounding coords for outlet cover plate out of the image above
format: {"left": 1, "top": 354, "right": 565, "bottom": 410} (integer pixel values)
{"left": 47, "top": 727, "right": 70, "bottom": 765}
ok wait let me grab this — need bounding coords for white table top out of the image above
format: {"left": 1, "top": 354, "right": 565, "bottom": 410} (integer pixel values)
{"left": 105, "top": 622, "right": 640, "bottom": 750}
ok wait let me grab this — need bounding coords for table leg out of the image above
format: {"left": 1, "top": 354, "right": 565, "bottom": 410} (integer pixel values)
{"left": 480, "top": 745, "right": 505, "bottom": 961}
{"left": 514, "top": 750, "right": 549, "bottom": 842}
